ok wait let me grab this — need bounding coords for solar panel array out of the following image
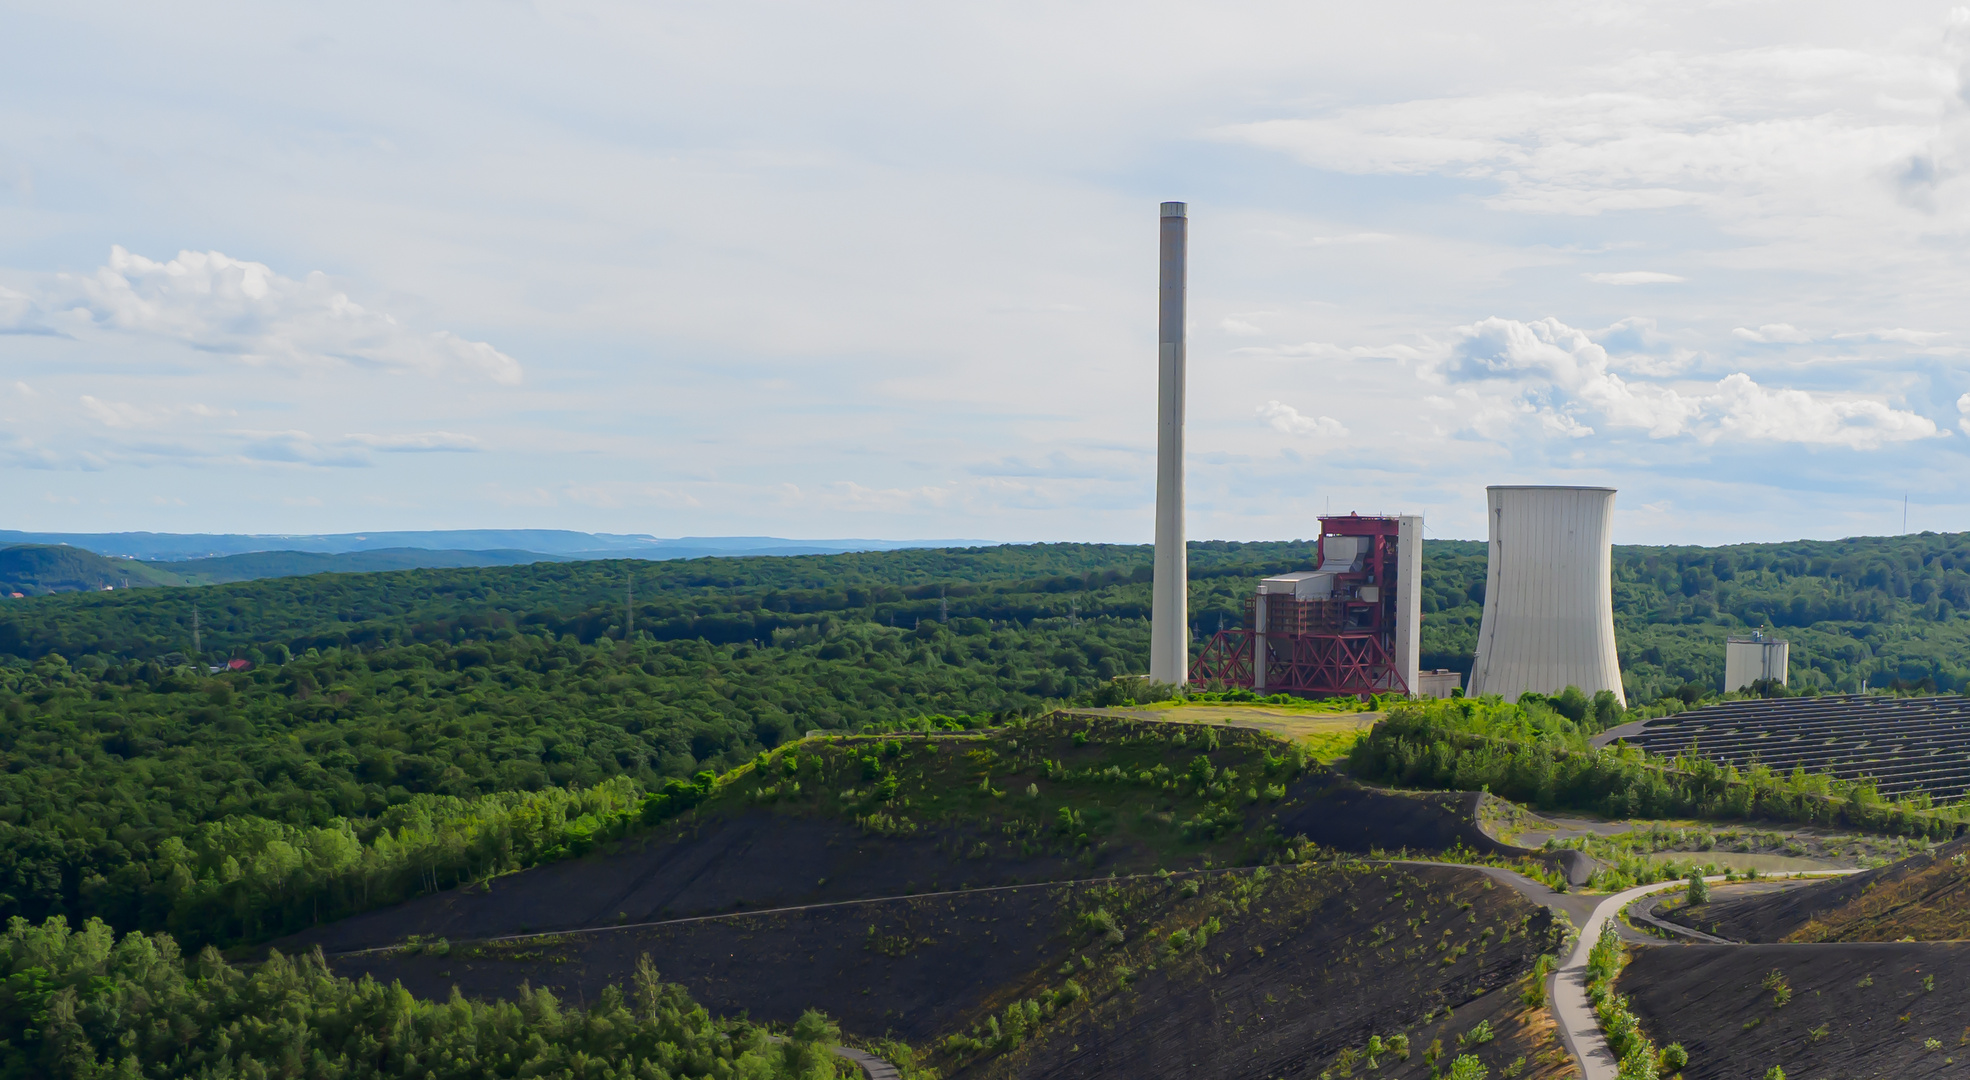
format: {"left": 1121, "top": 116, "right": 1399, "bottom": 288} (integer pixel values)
{"left": 1615, "top": 694, "right": 1970, "bottom": 800}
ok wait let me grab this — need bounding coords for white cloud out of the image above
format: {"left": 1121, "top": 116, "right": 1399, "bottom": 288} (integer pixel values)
{"left": 230, "top": 429, "right": 372, "bottom": 468}
{"left": 343, "top": 431, "right": 484, "bottom": 453}
{"left": 1221, "top": 317, "right": 1264, "bottom": 336}
{"left": 1584, "top": 271, "right": 1685, "bottom": 285}
{"left": 1732, "top": 323, "right": 1814, "bottom": 344}
{"left": 1214, "top": 23, "right": 1970, "bottom": 271}
{"left": 1836, "top": 327, "right": 1949, "bottom": 345}
{"left": 77, "top": 396, "right": 237, "bottom": 428}
{"left": 0, "top": 286, "right": 52, "bottom": 335}
{"left": 39, "top": 247, "right": 521, "bottom": 384}
{"left": 1958, "top": 391, "right": 1970, "bottom": 435}
{"left": 1426, "top": 316, "right": 1941, "bottom": 450}
{"left": 1259, "top": 400, "right": 1349, "bottom": 438}
{"left": 78, "top": 396, "right": 153, "bottom": 428}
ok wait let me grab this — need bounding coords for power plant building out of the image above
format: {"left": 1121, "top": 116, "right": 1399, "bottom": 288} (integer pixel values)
{"left": 1192, "top": 514, "right": 1423, "bottom": 696}
{"left": 1724, "top": 632, "right": 1788, "bottom": 692}
{"left": 1466, "top": 485, "right": 1625, "bottom": 705}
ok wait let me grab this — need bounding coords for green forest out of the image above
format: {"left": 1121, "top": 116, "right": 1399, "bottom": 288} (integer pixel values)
{"left": 3, "top": 533, "right": 1969, "bottom": 953}
{"left": 0, "top": 914, "right": 847, "bottom": 1079}
{"left": 8, "top": 531, "right": 1970, "bottom": 693}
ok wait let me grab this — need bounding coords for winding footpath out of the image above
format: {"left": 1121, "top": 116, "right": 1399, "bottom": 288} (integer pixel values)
{"left": 1544, "top": 873, "right": 1856, "bottom": 1080}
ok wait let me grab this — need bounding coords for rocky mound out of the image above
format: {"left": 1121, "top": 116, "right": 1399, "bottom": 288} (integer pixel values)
{"left": 330, "top": 860, "right": 1569, "bottom": 1080}
{"left": 279, "top": 718, "right": 1567, "bottom": 957}
{"left": 1622, "top": 942, "right": 1970, "bottom": 1079}
{"left": 1667, "top": 836, "right": 1970, "bottom": 943}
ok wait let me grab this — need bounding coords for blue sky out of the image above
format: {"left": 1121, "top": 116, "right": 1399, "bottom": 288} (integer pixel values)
{"left": 2, "top": 1, "right": 1968, "bottom": 545}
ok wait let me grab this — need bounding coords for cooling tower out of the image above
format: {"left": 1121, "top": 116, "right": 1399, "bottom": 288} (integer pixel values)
{"left": 1467, "top": 485, "right": 1625, "bottom": 705}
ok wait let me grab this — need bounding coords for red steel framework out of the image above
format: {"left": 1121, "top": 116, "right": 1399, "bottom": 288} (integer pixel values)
{"left": 1190, "top": 515, "right": 1410, "bottom": 698}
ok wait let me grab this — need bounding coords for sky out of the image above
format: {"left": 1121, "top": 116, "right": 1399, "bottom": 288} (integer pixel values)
{"left": 2, "top": 2, "right": 1969, "bottom": 546}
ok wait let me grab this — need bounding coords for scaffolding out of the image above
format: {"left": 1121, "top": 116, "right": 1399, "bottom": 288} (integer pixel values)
{"left": 1189, "top": 514, "right": 1417, "bottom": 698}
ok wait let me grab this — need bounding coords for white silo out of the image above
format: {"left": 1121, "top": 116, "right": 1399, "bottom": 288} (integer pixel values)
{"left": 1467, "top": 485, "right": 1625, "bottom": 705}
{"left": 1724, "top": 632, "right": 1788, "bottom": 691}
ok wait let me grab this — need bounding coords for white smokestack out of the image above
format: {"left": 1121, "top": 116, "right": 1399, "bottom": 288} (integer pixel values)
{"left": 1467, "top": 485, "right": 1625, "bottom": 705}
{"left": 1150, "top": 201, "right": 1188, "bottom": 685}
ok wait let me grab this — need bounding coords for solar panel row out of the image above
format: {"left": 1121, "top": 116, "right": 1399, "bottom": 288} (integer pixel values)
{"left": 1615, "top": 694, "right": 1970, "bottom": 799}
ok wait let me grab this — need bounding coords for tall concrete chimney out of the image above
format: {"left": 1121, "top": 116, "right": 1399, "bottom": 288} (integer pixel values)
{"left": 1150, "top": 201, "right": 1188, "bottom": 685}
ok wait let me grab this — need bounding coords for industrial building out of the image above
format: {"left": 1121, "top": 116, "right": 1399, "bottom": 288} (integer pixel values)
{"left": 1467, "top": 485, "right": 1625, "bottom": 705}
{"left": 1724, "top": 631, "right": 1789, "bottom": 691}
{"left": 1144, "top": 207, "right": 1614, "bottom": 704}
{"left": 1190, "top": 514, "right": 1423, "bottom": 696}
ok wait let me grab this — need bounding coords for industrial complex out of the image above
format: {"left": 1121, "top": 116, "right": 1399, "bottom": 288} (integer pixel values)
{"left": 1152, "top": 205, "right": 1768, "bottom": 707}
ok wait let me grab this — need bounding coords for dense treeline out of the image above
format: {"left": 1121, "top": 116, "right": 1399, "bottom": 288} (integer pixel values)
{"left": 0, "top": 542, "right": 1317, "bottom": 664}
{"left": 1349, "top": 698, "right": 1963, "bottom": 839}
{"left": 5, "top": 533, "right": 1970, "bottom": 949}
{"left": 7, "top": 532, "right": 1970, "bottom": 695}
{"left": 0, "top": 620, "right": 1143, "bottom": 938}
{"left": 1397, "top": 532, "right": 1970, "bottom": 697}
{"left": 1606, "top": 533, "right": 1970, "bottom": 698}
{"left": 0, "top": 915, "right": 844, "bottom": 1079}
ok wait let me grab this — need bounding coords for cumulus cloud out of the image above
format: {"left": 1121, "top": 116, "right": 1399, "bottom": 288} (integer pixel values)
{"left": 1584, "top": 271, "right": 1685, "bottom": 285}
{"left": 1959, "top": 392, "right": 1970, "bottom": 435}
{"left": 1427, "top": 316, "right": 1941, "bottom": 450}
{"left": 1259, "top": 400, "right": 1348, "bottom": 438}
{"left": 36, "top": 247, "right": 521, "bottom": 383}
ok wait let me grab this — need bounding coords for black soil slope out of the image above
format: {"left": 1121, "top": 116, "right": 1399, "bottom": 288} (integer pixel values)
{"left": 1276, "top": 786, "right": 1596, "bottom": 886}
{"left": 1622, "top": 942, "right": 1970, "bottom": 1079}
{"left": 1274, "top": 787, "right": 1505, "bottom": 856}
{"left": 948, "top": 862, "right": 1562, "bottom": 1080}
{"left": 279, "top": 770, "right": 1532, "bottom": 957}
{"left": 280, "top": 811, "right": 1095, "bottom": 954}
{"left": 1667, "top": 835, "right": 1970, "bottom": 943}
{"left": 330, "top": 861, "right": 1567, "bottom": 1080}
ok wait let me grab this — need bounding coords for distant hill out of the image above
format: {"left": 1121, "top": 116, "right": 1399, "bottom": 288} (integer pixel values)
{"left": 157, "top": 547, "right": 573, "bottom": 584}
{"left": 0, "top": 529, "right": 1001, "bottom": 562}
{"left": 0, "top": 545, "right": 189, "bottom": 596}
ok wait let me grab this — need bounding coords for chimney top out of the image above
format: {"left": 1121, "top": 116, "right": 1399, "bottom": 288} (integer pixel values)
{"left": 1161, "top": 202, "right": 1187, "bottom": 218}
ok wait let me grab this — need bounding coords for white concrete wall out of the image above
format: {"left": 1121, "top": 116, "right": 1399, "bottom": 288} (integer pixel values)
{"left": 1468, "top": 486, "right": 1625, "bottom": 704}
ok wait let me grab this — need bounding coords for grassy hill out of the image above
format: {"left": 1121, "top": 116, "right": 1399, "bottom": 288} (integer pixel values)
{"left": 297, "top": 714, "right": 1571, "bottom": 1080}
{"left": 0, "top": 543, "right": 191, "bottom": 595}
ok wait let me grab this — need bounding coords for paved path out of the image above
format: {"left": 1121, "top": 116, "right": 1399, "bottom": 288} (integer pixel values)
{"left": 1546, "top": 873, "right": 1857, "bottom": 1080}
{"left": 766, "top": 1038, "right": 899, "bottom": 1079}
{"left": 1548, "top": 878, "right": 1709, "bottom": 1080}
{"left": 833, "top": 1046, "right": 901, "bottom": 1079}
{"left": 1627, "top": 896, "right": 1735, "bottom": 944}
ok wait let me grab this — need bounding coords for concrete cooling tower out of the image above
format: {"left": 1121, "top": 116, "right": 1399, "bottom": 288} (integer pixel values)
{"left": 1467, "top": 485, "right": 1625, "bottom": 705}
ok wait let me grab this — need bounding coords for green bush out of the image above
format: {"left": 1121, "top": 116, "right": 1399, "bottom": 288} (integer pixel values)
{"left": 0, "top": 915, "right": 839, "bottom": 1080}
